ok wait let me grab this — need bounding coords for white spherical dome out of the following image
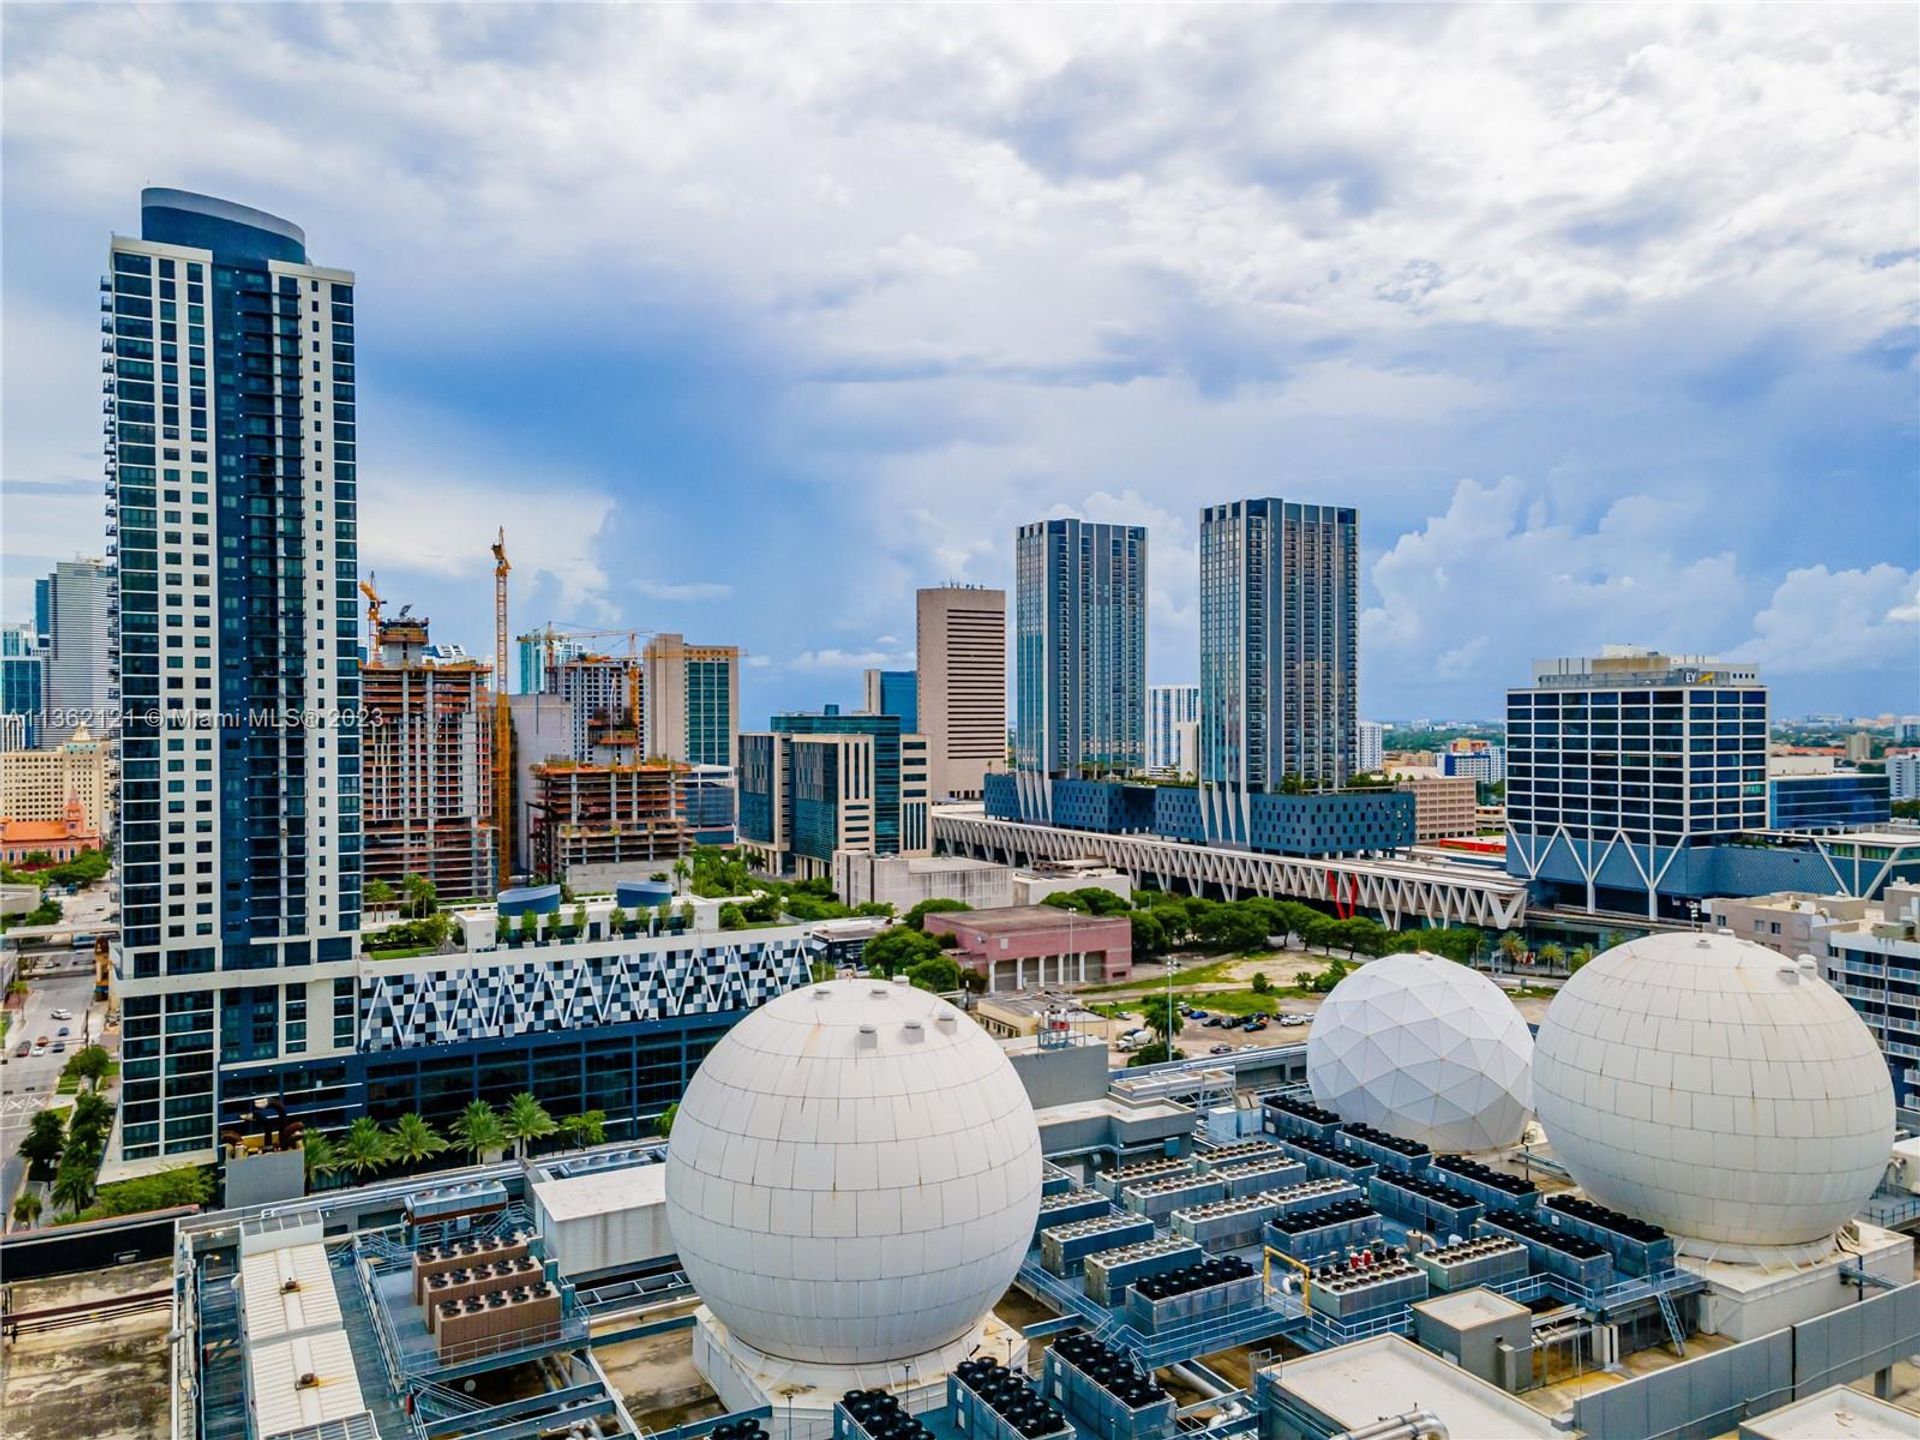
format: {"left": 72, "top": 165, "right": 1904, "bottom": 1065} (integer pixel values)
{"left": 664, "top": 980, "right": 1041, "bottom": 1367}
{"left": 1307, "top": 953, "right": 1534, "bottom": 1152}
{"left": 1533, "top": 932, "right": 1894, "bottom": 1259}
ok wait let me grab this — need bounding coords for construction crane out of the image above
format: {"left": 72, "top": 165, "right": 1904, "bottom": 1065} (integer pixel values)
{"left": 491, "top": 529, "right": 512, "bottom": 888}
{"left": 357, "top": 574, "right": 384, "bottom": 657}
{"left": 537, "top": 624, "right": 653, "bottom": 765}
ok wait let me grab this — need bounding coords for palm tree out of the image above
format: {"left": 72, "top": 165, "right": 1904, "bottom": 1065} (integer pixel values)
{"left": 1537, "top": 943, "right": 1566, "bottom": 971}
{"left": 502, "top": 1092, "right": 557, "bottom": 1160}
{"left": 365, "top": 877, "right": 395, "bottom": 910}
{"left": 561, "top": 1110, "right": 608, "bottom": 1149}
{"left": 1569, "top": 945, "right": 1596, "bottom": 973}
{"left": 449, "top": 1100, "right": 509, "bottom": 1162}
{"left": 52, "top": 1163, "right": 95, "bottom": 1216}
{"left": 339, "top": 1116, "right": 393, "bottom": 1177}
{"left": 302, "top": 1132, "right": 339, "bottom": 1190}
{"left": 1497, "top": 931, "right": 1527, "bottom": 969}
{"left": 11, "top": 1191, "right": 43, "bottom": 1230}
{"left": 387, "top": 1112, "right": 449, "bottom": 1170}
{"left": 672, "top": 857, "right": 690, "bottom": 893}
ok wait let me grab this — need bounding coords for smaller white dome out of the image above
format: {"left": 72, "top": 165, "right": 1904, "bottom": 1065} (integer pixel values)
{"left": 1533, "top": 930, "right": 1894, "bottom": 1259}
{"left": 1307, "top": 953, "right": 1534, "bottom": 1153}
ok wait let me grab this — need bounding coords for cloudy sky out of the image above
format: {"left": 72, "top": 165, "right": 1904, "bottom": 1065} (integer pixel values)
{"left": 3, "top": 4, "right": 1916, "bottom": 724}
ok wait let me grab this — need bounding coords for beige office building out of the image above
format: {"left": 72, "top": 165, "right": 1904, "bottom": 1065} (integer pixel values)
{"left": 917, "top": 585, "right": 1006, "bottom": 800}
{"left": 1396, "top": 774, "right": 1477, "bottom": 841}
{"left": 643, "top": 633, "right": 740, "bottom": 770}
{"left": 0, "top": 726, "right": 112, "bottom": 834}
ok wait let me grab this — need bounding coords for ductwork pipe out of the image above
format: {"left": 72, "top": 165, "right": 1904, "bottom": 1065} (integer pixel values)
{"left": 1330, "top": 1411, "right": 1450, "bottom": 1440}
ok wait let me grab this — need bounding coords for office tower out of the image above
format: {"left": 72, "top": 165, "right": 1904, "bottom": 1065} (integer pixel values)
{"left": 40, "top": 559, "right": 112, "bottom": 741}
{"left": 1148, "top": 684, "right": 1200, "bottom": 773}
{"left": 1013, "top": 519, "right": 1147, "bottom": 819}
{"left": 360, "top": 611, "right": 496, "bottom": 903}
{"left": 1, "top": 623, "right": 44, "bottom": 750}
{"left": 33, "top": 578, "right": 51, "bottom": 651}
{"left": 739, "top": 706, "right": 929, "bottom": 880}
{"left": 916, "top": 585, "right": 1006, "bottom": 801}
{"left": 515, "top": 630, "right": 582, "bottom": 695}
{"left": 1356, "top": 719, "right": 1385, "bottom": 775}
{"left": 1505, "top": 648, "right": 1767, "bottom": 917}
{"left": 108, "top": 189, "right": 362, "bottom": 1165}
{"left": 1197, "top": 499, "right": 1359, "bottom": 845}
{"left": 863, "top": 668, "right": 918, "bottom": 732}
{"left": 644, "top": 633, "right": 740, "bottom": 768}
{"left": 0, "top": 727, "right": 110, "bottom": 833}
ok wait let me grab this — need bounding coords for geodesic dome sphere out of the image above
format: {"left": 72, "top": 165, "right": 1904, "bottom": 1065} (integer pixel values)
{"left": 1533, "top": 931, "right": 1894, "bottom": 1257}
{"left": 1306, "top": 952, "right": 1534, "bottom": 1152}
{"left": 663, "top": 980, "right": 1041, "bottom": 1367}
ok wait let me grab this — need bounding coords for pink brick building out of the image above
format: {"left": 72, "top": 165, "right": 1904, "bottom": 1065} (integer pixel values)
{"left": 923, "top": 905, "right": 1132, "bottom": 992}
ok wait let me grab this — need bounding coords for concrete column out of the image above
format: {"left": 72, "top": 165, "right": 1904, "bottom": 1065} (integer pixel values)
{"left": 1015, "top": 957, "right": 1025, "bottom": 990}
{"left": 1875, "top": 1368, "right": 1893, "bottom": 1401}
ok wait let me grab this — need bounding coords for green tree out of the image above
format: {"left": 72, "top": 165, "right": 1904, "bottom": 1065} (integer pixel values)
{"left": 657, "top": 899, "right": 675, "bottom": 931}
{"left": 906, "top": 955, "right": 963, "bottom": 993}
{"left": 302, "top": 1132, "right": 339, "bottom": 1187}
{"left": 12, "top": 1191, "right": 42, "bottom": 1229}
{"left": 853, "top": 902, "right": 894, "bottom": 917}
{"left": 1146, "top": 998, "right": 1184, "bottom": 1042}
{"left": 449, "top": 1101, "right": 508, "bottom": 1162}
{"left": 78, "top": 1166, "right": 212, "bottom": 1220}
{"left": 656, "top": 1102, "right": 679, "bottom": 1138}
{"left": 672, "top": 856, "right": 691, "bottom": 892}
{"left": 571, "top": 902, "right": 588, "bottom": 935}
{"left": 19, "top": 1111, "right": 66, "bottom": 1182}
{"left": 1251, "top": 972, "right": 1271, "bottom": 995}
{"left": 517, "top": 910, "right": 539, "bottom": 944}
{"left": 68, "top": 1091, "right": 113, "bottom": 1148}
{"left": 402, "top": 873, "right": 439, "bottom": 919}
{"left": 1537, "top": 943, "right": 1566, "bottom": 970}
{"left": 608, "top": 906, "right": 629, "bottom": 935}
{"left": 502, "top": 1092, "right": 557, "bottom": 1159}
{"left": 561, "top": 1110, "right": 608, "bottom": 1149}
{"left": 718, "top": 902, "right": 747, "bottom": 930}
{"left": 387, "top": 1112, "right": 448, "bottom": 1168}
{"left": 1498, "top": 931, "right": 1527, "bottom": 968}
{"left": 51, "top": 1163, "right": 95, "bottom": 1216}
{"left": 1569, "top": 945, "right": 1595, "bottom": 973}
{"left": 1129, "top": 910, "right": 1167, "bottom": 960}
{"left": 1127, "top": 1041, "right": 1177, "bottom": 1067}
{"left": 62, "top": 1045, "right": 114, "bottom": 1092}
{"left": 365, "top": 877, "right": 396, "bottom": 909}
{"left": 902, "top": 898, "right": 970, "bottom": 930}
{"left": 861, "top": 925, "right": 943, "bottom": 977}
{"left": 678, "top": 901, "right": 695, "bottom": 927}
{"left": 339, "top": 1116, "right": 393, "bottom": 1177}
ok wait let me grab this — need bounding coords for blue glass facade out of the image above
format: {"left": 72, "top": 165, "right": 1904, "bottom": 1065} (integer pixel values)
{"left": 740, "top": 708, "right": 929, "bottom": 875}
{"left": 868, "top": 669, "right": 918, "bottom": 732}
{"left": 0, "top": 626, "right": 42, "bottom": 747}
{"left": 1198, "top": 500, "right": 1359, "bottom": 846}
{"left": 1768, "top": 773, "right": 1892, "bottom": 832}
{"left": 1014, "top": 519, "right": 1147, "bottom": 805}
{"left": 983, "top": 773, "right": 1412, "bottom": 856}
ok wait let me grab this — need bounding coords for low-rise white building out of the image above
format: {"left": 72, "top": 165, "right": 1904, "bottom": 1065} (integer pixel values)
{"left": 830, "top": 851, "right": 1014, "bottom": 912}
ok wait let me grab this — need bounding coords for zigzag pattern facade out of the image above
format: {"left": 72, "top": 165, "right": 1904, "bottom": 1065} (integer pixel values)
{"left": 934, "top": 812, "right": 1527, "bottom": 930}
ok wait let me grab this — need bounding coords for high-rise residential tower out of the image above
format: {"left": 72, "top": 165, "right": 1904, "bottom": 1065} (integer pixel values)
{"left": 916, "top": 585, "right": 1006, "bottom": 801}
{"left": 1013, "top": 519, "right": 1147, "bottom": 818}
{"left": 1148, "top": 684, "right": 1200, "bottom": 774}
{"left": 107, "top": 189, "right": 362, "bottom": 1166}
{"left": 40, "top": 558, "right": 113, "bottom": 741}
{"left": 1198, "top": 499, "right": 1359, "bottom": 846}
{"left": 644, "top": 632, "right": 740, "bottom": 769}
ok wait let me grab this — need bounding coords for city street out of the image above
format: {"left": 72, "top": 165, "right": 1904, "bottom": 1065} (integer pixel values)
{"left": 0, "top": 955, "right": 109, "bottom": 1220}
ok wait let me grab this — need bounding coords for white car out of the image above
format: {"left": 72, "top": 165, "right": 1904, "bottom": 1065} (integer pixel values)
{"left": 1279, "top": 1014, "right": 1310, "bottom": 1028}
{"left": 30, "top": 1043, "right": 48, "bottom": 1057}
{"left": 48, "top": 1009, "right": 73, "bottom": 1022}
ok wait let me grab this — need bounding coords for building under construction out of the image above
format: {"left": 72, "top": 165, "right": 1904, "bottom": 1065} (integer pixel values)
{"left": 527, "top": 759, "right": 693, "bottom": 883}
{"left": 361, "top": 609, "right": 497, "bottom": 902}
{"left": 550, "top": 653, "right": 644, "bottom": 765}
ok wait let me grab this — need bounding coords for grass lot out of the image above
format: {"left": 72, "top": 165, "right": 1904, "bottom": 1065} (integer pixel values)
{"left": 1077, "top": 956, "right": 1249, "bottom": 993}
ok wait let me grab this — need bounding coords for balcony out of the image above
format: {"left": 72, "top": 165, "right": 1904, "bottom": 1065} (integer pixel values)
{"left": 100, "top": 316, "right": 113, "bottom": 333}
{"left": 99, "top": 293, "right": 113, "bottom": 311}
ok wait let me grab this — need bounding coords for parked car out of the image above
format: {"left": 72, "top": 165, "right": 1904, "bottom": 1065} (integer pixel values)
{"left": 49, "top": 1008, "right": 73, "bottom": 1022}
{"left": 1243, "top": 1019, "right": 1268, "bottom": 1032}
{"left": 55, "top": 1026, "right": 70, "bottom": 1038}
{"left": 51, "top": 1041, "right": 66, "bottom": 1054}
{"left": 1188, "top": 1009, "right": 1209, "bottom": 1020}
{"left": 1208, "top": 1043, "right": 1233, "bottom": 1055}
{"left": 1279, "top": 1014, "right": 1310, "bottom": 1028}
{"left": 12, "top": 1042, "right": 28, "bottom": 1058}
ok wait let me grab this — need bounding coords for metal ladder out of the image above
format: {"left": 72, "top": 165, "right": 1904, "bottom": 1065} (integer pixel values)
{"left": 1654, "top": 1286, "right": 1688, "bottom": 1357}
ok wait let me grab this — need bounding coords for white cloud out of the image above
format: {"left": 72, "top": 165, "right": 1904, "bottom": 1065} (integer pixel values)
{"left": 785, "top": 646, "right": 915, "bottom": 673}
{"left": 631, "top": 579, "right": 734, "bottom": 602}
{"left": 1739, "top": 564, "right": 1920, "bottom": 674}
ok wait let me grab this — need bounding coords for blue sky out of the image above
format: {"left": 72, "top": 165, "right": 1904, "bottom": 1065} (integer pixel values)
{"left": 3, "top": 5, "right": 1916, "bottom": 725}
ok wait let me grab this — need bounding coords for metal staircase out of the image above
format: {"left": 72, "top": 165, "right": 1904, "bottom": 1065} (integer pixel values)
{"left": 1654, "top": 1286, "right": 1687, "bottom": 1357}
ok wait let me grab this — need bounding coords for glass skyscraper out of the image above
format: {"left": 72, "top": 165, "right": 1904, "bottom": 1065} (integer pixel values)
{"left": 1147, "top": 683, "right": 1199, "bottom": 773}
{"left": 863, "top": 668, "right": 918, "bottom": 733}
{"left": 1198, "top": 499, "right": 1358, "bottom": 846}
{"left": 1014, "top": 518, "right": 1147, "bottom": 819}
{"left": 108, "top": 190, "right": 361, "bottom": 1164}
{"left": 0, "top": 624, "right": 44, "bottom": 750}
{"left": 738, "top": 706, "right": 929, "bottom": 879}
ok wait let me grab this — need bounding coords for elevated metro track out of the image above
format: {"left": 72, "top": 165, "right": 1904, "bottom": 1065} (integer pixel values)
{"left": 933, "top": 806, "right": 1528, "bottom": 930}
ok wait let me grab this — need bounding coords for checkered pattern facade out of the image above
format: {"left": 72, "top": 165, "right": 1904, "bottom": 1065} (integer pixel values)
{"left": 359, "top": 935, "right": 811, "bottom": 1052}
